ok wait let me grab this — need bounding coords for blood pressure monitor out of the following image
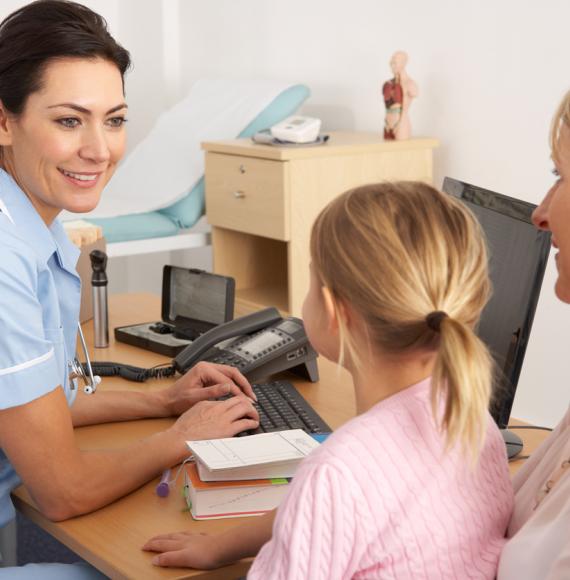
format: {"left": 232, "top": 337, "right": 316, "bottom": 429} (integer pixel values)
{"left": 270, "top": 116, "right": 322, "bottom": 143}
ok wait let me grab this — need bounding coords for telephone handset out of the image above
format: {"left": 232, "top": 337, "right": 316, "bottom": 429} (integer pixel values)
{"left": 173, "top": 307, "right": 319, "bottom": 383}
{"left": 174, "top": 307, "right": 281, "bottom": 371}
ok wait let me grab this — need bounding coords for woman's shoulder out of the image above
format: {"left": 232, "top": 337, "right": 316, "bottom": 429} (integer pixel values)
{"left": 0, "top": 211, "right": 35, "bottom": 251}
{"left": 0, "top": 224, "right": 39, "bottom": 277}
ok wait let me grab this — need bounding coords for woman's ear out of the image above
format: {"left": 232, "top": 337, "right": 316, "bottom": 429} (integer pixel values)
{"left": 0, "top": 102, "right": 14, "bottom": 146}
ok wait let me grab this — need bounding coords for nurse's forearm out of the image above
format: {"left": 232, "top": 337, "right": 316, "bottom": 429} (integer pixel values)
{"left": 61, "top": 428, "right": 186, "bottom": 519}
{"left": 70, "top": 388, "right": 169, "bottom": 426}
{"left": 0, "top": 388, "right": 187, "bottom": 522}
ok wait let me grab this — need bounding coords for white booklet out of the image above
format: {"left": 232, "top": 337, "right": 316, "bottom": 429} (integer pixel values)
{"left": 186, "top": 429, "right": 320, "bottom": 481}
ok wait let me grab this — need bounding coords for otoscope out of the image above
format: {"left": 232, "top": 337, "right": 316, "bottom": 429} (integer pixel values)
{"left": 90, "top": 249, "right": 109, "bottom": 348}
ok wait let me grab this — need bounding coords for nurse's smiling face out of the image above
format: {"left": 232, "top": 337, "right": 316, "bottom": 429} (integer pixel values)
{"left": 0, "top": 57, "right": 127, "bottom": 225}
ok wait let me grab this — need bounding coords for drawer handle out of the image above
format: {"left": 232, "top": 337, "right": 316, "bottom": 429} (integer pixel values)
{"left": 239, "top": 164, "right": 246, "bottom": 174}
{"left": 232, "top": 190, "right": 246, "bottom": 199}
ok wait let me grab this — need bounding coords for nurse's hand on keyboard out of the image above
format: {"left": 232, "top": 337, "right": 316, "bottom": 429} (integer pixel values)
{"left": 168, "top": 396, "right": 260, "bottom": 458}
{"left": 161, "top": 361, "right": 257, "bottom": 416}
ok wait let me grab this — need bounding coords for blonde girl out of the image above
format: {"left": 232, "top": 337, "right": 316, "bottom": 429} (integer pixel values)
{"left": 145, "top": 182, "right": 514, "bottom": 579}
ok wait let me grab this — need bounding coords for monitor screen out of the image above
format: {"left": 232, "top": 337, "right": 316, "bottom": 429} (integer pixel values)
{"left": 442, "top": 177, "right": 551, "bottom": 427}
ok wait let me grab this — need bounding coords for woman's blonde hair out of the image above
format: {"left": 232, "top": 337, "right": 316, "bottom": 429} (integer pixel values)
{"left": 551, "top": 89, "right": 570, "bottom": 157}
{"left": 310, "top": 182, "right": 493, "bottom": 457}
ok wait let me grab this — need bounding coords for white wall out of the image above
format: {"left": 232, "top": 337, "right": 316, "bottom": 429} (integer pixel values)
{"left": 0, "top": 0, "right": 568, "bottom": 426}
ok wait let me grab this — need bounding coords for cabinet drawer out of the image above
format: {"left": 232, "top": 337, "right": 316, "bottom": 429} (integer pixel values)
{"left": 205, "top": 153, "right": 289, "bottom": 240}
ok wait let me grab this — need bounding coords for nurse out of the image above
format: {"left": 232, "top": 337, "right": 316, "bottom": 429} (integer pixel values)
{"left": 0, "top": 0, "right": 259, "bottom": 574}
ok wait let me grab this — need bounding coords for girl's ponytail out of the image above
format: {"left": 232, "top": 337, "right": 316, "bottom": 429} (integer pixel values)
{"left": 430, "top": 315, "right": 493, "bottom": 458}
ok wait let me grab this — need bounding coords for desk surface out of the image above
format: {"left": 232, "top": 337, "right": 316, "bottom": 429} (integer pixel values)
{"left": 12, "top": 293, "right": 546, "bottom": 579}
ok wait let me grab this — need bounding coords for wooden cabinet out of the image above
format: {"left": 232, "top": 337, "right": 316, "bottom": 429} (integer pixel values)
{"left": 203, "top": 132, "right": 439, "bottom": 317}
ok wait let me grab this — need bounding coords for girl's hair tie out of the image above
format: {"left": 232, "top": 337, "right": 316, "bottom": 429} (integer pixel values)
{"left": 426, "top": 311, "right": 448, "bottom": 332}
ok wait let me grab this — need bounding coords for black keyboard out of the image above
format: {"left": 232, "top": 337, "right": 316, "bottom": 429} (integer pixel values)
{"left": 222, "top": 380, "right": 331, "bottom": 436}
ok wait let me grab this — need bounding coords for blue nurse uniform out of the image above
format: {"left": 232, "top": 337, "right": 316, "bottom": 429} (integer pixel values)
{"left": 0, "top": 169, "right": 104, "bottom": 578}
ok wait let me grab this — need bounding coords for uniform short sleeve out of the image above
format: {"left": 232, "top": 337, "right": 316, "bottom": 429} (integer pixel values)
{"left": 248, "top": 459, "right": 367, "bottom": 580}
{"left": 0, "top": 242, "right": 61, "bottom": 408}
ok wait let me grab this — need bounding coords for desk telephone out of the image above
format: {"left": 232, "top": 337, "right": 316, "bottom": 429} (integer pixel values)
{"left": 173, "top": 307, "right": 319, "bottom": 382}
{"left": 89, "top": 308, "right": 319, "bottom": 383}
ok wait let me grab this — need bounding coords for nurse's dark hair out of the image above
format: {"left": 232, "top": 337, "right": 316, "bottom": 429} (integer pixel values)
{"left": 0, "top": 0, "right": 131, "bottom": 115}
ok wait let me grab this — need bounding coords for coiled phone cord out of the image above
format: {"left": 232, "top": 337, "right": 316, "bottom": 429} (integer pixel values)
{"left": 82, "top": 361, "right": 176, "bottom": 383}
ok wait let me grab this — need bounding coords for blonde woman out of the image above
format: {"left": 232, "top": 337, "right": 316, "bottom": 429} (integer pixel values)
{"left": 145, "top": 182, "right": 513, "bottom": 579}
{"left": 498, "top": 91, "right": 570, "bottom": 580}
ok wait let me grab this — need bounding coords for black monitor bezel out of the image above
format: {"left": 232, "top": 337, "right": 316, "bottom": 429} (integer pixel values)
{"left": 442, "top": 177, "right": 551, "bottom": 427}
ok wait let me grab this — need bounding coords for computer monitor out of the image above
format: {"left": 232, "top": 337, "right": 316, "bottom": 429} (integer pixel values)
{"left": 442, "top": 178, "right": 551, "bottom": 432}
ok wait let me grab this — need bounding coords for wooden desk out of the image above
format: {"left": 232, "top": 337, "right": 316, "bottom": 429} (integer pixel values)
{"left": 12, "top": 293, "right": 354, "bottom": 580}
{"left": 11, "top": 293, "right": 547, "bottom": 579}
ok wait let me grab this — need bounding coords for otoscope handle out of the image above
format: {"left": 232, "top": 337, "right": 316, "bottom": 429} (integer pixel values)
{"left": 90, "top": 250, "right": 109, "bottom": 348}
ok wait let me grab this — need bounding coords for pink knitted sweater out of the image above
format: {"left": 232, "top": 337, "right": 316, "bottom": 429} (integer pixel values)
{"left": 248, "top": 378, "right": 513, "bottom": 579}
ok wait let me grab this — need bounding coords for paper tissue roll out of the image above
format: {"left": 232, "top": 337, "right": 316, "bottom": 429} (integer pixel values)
{"left": 63, "top": 220, "right": 107, "bottom": 323}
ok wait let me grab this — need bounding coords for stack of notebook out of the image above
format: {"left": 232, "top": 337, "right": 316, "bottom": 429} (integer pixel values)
{"left": 184, "top": 430, "right": 321, "bottom": 520}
